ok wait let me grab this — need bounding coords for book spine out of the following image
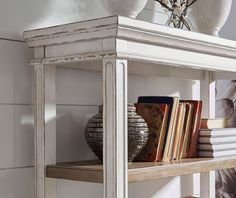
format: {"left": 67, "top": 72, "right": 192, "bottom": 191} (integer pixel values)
{"left": 188, "top": 101, "right": 202, "bottom": 158}
{"left": 200, "top": 120, "right": 208, "bottom": 129}
{"left": 200, "top": 119, "right": 228, "bottom": 129}
{"left": 156, "top": 105, "right": 169, "bottom": 161}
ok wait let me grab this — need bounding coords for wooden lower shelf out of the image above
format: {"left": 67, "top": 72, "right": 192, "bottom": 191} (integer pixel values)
{"left": 46, "top": 156, "right": 236, "bottom": 183}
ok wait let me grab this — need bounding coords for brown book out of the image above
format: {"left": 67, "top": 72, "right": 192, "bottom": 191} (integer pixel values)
{"left": 181, "top": 100, "right": 202, "bottom": 158}
{"left": 179, "top": 102, "right": 194, "bottom": 159}
{"left": 135, "top": 103, "right": 169, "bottom": 162}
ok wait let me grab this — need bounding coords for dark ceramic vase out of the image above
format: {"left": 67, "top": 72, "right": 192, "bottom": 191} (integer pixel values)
{"left": 85, "top": 104, "right": 149, "bottom": 162}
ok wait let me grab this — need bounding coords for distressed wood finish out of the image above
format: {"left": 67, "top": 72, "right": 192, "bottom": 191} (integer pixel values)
{"left": 24, "top": 15, "right": 236, "bottom": 198}
{"left": 200, "top": 171, "right": 215, "bottom": 198}
{"left": 57, "top": 61, "right": 205, "bottom": 80}
{"left": 103, "top": 58, "right": 128, "bottom": 198}
{"left": 44, "top": 65, "right": 56, "bottom": 198}
{"left": 200, "top": 71, "right": 216, "bottom": 198}
{"left": 46, "top": 156, "right": 236, "bottom": 183}
{"left": 34, "top": 64, "right": 56, "bottom": 198}
{"left": 24, "top": 16, "right": 236, "bottom": 73}
{"left": 34, "top": 64, "right": 45, "bottom": 198}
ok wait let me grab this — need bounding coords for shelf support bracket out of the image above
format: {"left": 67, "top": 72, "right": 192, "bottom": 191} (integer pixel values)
{"left": 103, "top": 58, "right": 128, "bottom": 198}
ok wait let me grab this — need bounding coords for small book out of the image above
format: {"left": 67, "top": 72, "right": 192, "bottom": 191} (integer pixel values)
{"left": 135, "top": 103, "right": 169, "bottom": 162}
{"left": 172, "top": 103, "right": 186, "bottom": 160}
{"left": 198, "top": 149, "right": 236, "bottom": 158}
{"left": 200, "top": 128, "right": 236, "bottom": 137}
{"left": 199, "top": 136, "right": 236, "bottom": 144}
{"left": 181, "top": 100, "right": 202, "bottom": 158}
{"left": 198, "top": 143, "right": 236, "bottom": 151}
{"left": 179, "top": 102, "right": 194, "bottom": 159}
{"left": 138, "top": 96, "right": 179, "bottom": 161}
{"left": 200, "top": 118, "right": 228, "bottom": 129}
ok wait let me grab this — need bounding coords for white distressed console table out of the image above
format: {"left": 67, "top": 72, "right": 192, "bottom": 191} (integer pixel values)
{"left": 24, "top": 16, "right": 236, "bottom": 198}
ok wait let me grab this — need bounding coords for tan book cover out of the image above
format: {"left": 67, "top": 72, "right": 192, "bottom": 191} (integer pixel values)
{"left": 200, "top": 118, "right": 229, "bottom": 129}
{"left": 172, "top": 103, "right": 186, "bottom": 160}
{"left": 179, "top": 102, "right": 194, "bottom": 159}
{"left": 162, "top": 97, "right": 179, "bottom": 161}
{"left": 135, "top": 103, "right": 169, "bottom": 162}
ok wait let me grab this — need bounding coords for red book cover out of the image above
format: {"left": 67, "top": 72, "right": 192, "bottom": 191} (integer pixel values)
{"left": 135, "top": 103, "right": 169, "bottom": 162}
{"left": 181, "top": 100, "right": 202, "bottom": 158}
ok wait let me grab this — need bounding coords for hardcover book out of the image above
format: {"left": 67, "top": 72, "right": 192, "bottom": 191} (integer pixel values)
{"left": 200, "top": 128, "right": 236, "bottom": 137}
{"left": 198, "top": 149, "right": 236, "bottom": 158}
{"left": 138, "top": 96, "right": 179, "bottom": 161}
{"left": 200, "top": 118, "right": 228, "bottom": 129}
{"left": 199, "top": 136, "right": 236, "bottom": 144}
{"left": 181, "top": 100, "right": 202, "bottom": 158}
{"left": 179, "top": 102, "right": 194, "bottom": 159}
{"left": 172, "top": 103, "right": 186, "bottom": 160}
{"left": 199, "top": 143, "right": 236, "bottom": 151}
{"left": 135, "top": 103, "right": 169, "bottom": 161}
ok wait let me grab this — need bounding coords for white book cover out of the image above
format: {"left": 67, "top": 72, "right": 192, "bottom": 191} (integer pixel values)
{"left": 200, "top": 118, "right": 228, "bottom": 129}
{"left": 198, "top": 149, "right": 236, "bottom": 157}
{"left": 198, "top": 136, "right": 236, "bottom": 144}
{"left": 198, "top": 143, "right": 236, "bottom": 151}
{"left": 200, "top": 128, "right": 236, "bottom": 137}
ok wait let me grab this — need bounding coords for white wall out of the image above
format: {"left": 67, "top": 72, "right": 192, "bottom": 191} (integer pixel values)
{"left": 0, "top": 0, "right": 235, "bottom": 198}
{"left": 219, "top": 1, "right": 236, "bottom": 40}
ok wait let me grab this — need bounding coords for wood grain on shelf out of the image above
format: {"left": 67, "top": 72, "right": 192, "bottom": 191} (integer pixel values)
{"left": 47, "top": 156, "right": 236, "bottom": 183}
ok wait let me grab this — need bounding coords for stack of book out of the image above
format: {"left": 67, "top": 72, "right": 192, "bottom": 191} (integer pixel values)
{"left": 135, "top": 96, "right": 202, "bottom": 162}
{"left": 198, "top": 118, "right": 236, "bottom": 158}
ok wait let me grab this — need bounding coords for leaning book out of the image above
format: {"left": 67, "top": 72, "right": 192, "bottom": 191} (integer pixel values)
{"left": 137, "top": 96, "right": 179, "bottom": 161}
{"left": 135, "top": 103, "right": 169, "bottom": 162}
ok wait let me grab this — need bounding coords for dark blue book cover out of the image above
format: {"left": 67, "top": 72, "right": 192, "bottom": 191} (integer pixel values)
{"left": 138, "top": 96, "right": 176, "bottom": 105}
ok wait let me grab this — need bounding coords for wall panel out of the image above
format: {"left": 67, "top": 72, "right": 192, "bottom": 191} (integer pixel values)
{"left": 0, "top": 40, "right": 33, "bottom": 104}
{"left": 0, "top": 105, "right": 33, "bottom": 169}
{"left": 0, "top": 167, "right": 34, "bottom": 198}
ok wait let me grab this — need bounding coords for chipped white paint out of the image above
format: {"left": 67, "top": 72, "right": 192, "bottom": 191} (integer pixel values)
{"left": 24, "top": 16, "right": 236, "bottom": 73}
{"left": 34, "top": 64, "right": 45, "bottom": 198}
{"left": 103, "top": 58, "right": 128, "bottom": 198}
{"left": 34, "top": 44, "right": 56, "bottom": 198}
{"left": 200, "top": 71, "right": 216, "bottom": 198}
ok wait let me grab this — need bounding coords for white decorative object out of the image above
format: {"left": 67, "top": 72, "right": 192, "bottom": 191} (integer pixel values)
{"left": 100, "top": 0, "right": 148, "bottom": 18}
{"left": 189, "top": 0, "right": 232, "bottom": 36}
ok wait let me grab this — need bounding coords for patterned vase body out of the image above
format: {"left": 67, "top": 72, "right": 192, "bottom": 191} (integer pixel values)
{"left": 85, "top": 104, "right": 149, "bottom": 162}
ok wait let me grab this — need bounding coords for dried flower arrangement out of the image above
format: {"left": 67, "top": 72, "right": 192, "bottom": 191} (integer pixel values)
{"left": 155, "top": 0, "right": 197, "bottom": 30}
